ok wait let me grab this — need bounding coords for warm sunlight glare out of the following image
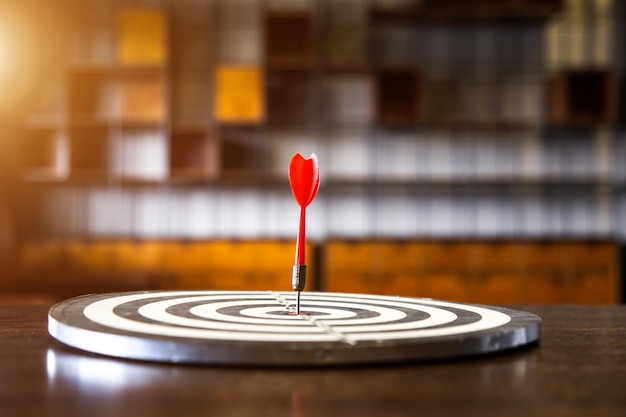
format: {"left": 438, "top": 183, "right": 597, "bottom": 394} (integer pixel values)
{"left": 0, "top": 35, "right": 6, "bottom": 82}
{"left": 0, "top": 26, "right": 14, "bottom": 87}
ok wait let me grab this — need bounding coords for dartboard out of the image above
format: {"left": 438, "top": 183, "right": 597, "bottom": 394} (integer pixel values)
{"left": 48, "top": 290, "right": 541, "bottom": 365}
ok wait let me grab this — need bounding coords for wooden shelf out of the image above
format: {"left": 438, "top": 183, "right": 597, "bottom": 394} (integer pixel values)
{"left": 371, "top": 0, "right": 563, "bottom": 21}
{"left": 64, "top": 69, "right": 168, "bottom": 180}
{"left": 218, "top": 126, "right": 266, "bottom": 180}
{"left": 169, "top": 130, "right": 218, "bottom": 180}
{"left": 323, "top": 238, "right": 618, "bottom": 303}
{"left": 548, "top": 70, "right": 616, "bottom": 126}
{"left": 67, "top": 69, "right": 116, "bottom": 122}
{"left": 170, "top": 70, "right": 212, "bottom": 129}
{"left": 267, "top": 70, "right": 313, "bottom": 128}
{"left": 265, "top": 12, "right": 314, "bottom": 69}
{"left": 323, "top": 30, "right": 369, "bottom": 71}
{"left": 419, "top": 0, "right": 563, "bottom": 20}
{"left": 164, "top": 240, "right": 317, "bottom": 291}
{"left": 67, "top": 67, "right": 167, "bottom": 125}
{"left": 55, "top": 6, "right": 170, "bottom": 183}
{"left": 68, "top": 124, "right": 111, "bottom": 179}
{"left": 215, "top": 66, "right": 264, "bottom": 125}
{"left": 423, "top": 78, "right": 459, "bottom": 126}
{"left": 117, "top": 7, "right": 168, "bottom": 67}
{"left": 118, "top": 71, "right": 167, "bottom": 124}
{"left": 375, "top": 70, "right": 422, "bottom": 126}
{"left": 21, "top": 126, "right": 67, "bottom": 180}
{"left": 14, "top": 238, "right": 618, "bottom": 303}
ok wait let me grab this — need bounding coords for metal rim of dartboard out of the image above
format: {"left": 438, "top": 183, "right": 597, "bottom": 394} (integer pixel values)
{"left": 48, "top": 291, "right": 541, "bottom": 366}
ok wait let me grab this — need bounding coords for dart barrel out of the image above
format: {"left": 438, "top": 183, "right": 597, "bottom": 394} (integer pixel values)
{"left": 292, "top": 264, "right": 306, "bottom": 291}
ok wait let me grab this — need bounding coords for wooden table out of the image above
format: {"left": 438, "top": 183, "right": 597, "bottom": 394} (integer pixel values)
{"left": 0, "top": 303, "right": 624, "bottom": 416}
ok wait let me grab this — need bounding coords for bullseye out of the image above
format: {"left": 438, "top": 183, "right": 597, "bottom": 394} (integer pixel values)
{"left": 48, "top": 290, "right": 541, "bottom": 365}
{"left": 213, "top": 306, "right": 357, "bottom": 321}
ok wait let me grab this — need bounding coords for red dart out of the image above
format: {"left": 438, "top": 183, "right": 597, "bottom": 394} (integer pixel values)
{"left": 288, "top": 153, "right": 320, "bottom": 314}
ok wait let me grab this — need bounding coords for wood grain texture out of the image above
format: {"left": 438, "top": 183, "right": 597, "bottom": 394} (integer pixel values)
{"left": 0, "top": 304, "right": 624, "bottom": 416}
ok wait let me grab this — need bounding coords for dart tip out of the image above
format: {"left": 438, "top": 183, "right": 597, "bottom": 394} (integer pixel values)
{"left": 292, "top": 264, "right": 306, "bottom": 315}
{"left": 296, "top": 291, "right": 301, "bottom": 315}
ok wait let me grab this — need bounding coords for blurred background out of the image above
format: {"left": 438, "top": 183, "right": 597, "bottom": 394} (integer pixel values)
{"left": 0, "top": 0, "right": 624, "bottom": 304}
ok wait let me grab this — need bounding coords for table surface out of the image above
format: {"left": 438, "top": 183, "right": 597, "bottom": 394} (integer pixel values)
{"left": 0, "top": 302, "right": 624, "bottom": 417}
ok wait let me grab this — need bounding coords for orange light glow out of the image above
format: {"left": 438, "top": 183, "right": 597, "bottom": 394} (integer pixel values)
{"left": 0, "top": 13, "right": 25, "bottom": 101}
{"left": 0, "top": 28, "right": 9, "bottom": 85}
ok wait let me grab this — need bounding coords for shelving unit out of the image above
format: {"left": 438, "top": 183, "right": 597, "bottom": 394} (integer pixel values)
{"left": 13, "top": 0, "right": 626, "bottom": 303}
{"left": 323, "top": 239, "right": 620, "bottom": 303}
{"left": 322, "top": 0, "right": 369, "bottom": 71}
{"left": 168, "top": 2, "right": 216, "bottom": 181}
{"left": 169, "top": 129, "right": 218, "bottom": 181}
{"left": 214, "top": 66, "right": 264, "bottom": 125}
{"left": 67, "top": 68, "right": 116, "bottom": 122}
{"left": 20, "top": 6, "right": 171, "bottom": 183}
{"left": 374, "top": 70, "right": 422, "bottom": 126}
{"left": 370, "top": 0, "right": 563, "bottom": 20}
{"left": 21, "top": 120, "right": 68, "bottom": 182}
{"left": 264, "top": 11, "right": 314, "bottom": 69}
{"left": 116, "top": 7, "right": 168, "bottom": 67}
{"left": 117, "top": 70, "right": 167, "bottom": 124}
{"left": 68, "top": 124, "right": 111, "bottom": 179}
{"left": 25, "top": 0, "right": 608, "bottom": 187}
{"left": 548, "top": 70, "right": 616, "bottom": 126}
{"left": 267, "top": 70, "right": 314, "bottom": 128}
{"left": 219, "top": 126, "right": 267, "bottom": 181}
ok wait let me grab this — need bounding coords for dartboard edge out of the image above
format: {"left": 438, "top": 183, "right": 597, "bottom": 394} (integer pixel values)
{"left": 48, "top": 290, "right": 541, "bottom": 366}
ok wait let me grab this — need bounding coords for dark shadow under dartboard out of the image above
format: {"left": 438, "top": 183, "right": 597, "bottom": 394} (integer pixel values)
{"left": 48, "top": 291, "right": 541, "bottom": 366}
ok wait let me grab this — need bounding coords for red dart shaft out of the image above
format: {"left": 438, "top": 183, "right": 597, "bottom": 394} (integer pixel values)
{"left": 296, "top": 206, "right": 306, "bottom": 264}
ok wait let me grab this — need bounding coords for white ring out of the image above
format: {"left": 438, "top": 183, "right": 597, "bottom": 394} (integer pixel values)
{"left": 189, "top": 299, "right": 406, "bottom": 326}
{"left": 140, "top": 298, "right": 409, "bottom": 333}
{"left": 87, "top": 292, "right": 336, "bottom": 341}
{"left": 83, "top": 291, "right": 511, "bottom": 343}
{"left": 228, "top": 306, "right": 356, "bottom": 320}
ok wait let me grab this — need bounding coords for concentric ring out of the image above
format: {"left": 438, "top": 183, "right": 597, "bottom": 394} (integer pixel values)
{"left": 48, "top": 290, "right": 541, "bottom": 365}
